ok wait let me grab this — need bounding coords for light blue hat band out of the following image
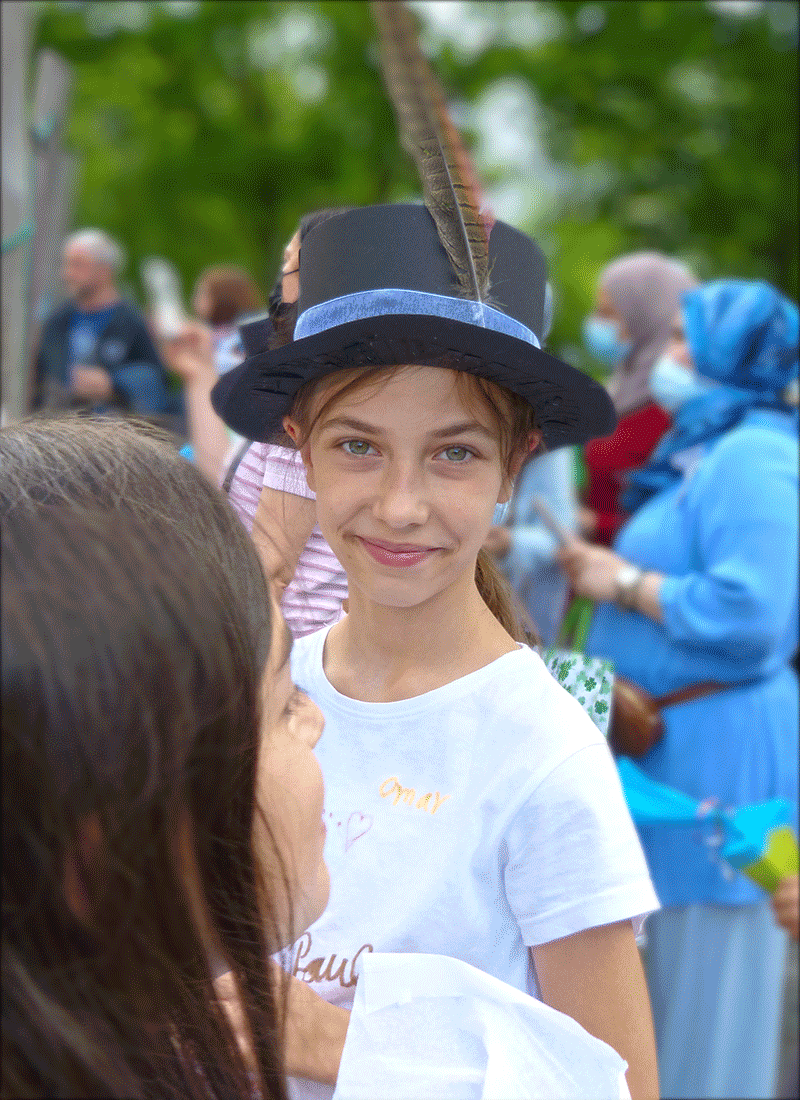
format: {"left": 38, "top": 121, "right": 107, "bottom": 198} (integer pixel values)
{"left": 294, "top": 288, "right": 541, "bottom": 348}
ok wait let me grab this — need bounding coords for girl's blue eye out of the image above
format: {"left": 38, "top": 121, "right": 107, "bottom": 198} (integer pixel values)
{"left": 442, "top": 446, "right": 472, "bottom": 462}
{"left": 342, "top": 440, "right": 374, "bottom": 456}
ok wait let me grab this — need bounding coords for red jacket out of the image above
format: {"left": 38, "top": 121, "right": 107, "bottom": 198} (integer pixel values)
{"left": 584, "top": 401, "right": 672, "bottom": 546}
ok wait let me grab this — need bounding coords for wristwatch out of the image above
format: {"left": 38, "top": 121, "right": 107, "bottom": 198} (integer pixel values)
{"left": 614, "top": 563, "right": 645, "bottom": 610}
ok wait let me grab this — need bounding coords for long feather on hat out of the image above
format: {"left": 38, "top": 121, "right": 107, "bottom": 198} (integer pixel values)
{"left": 370, "top": 0, "right": 494, "bottom": 303}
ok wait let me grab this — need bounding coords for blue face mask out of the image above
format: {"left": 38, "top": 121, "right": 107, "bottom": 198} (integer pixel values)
{"left": 582, "top": 317, "right": 632, "bottom": 367}
{"left": 649, "top": 355, "right": 717, "bottom": 414}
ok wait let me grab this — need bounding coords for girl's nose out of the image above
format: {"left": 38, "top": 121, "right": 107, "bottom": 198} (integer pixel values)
{"left": 372, "top": 464, "right": 429, "bottom": 528}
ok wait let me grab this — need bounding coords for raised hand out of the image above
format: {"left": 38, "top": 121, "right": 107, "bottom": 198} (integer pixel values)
{"left": 71, "top": 365, "right": 114, "bottom": 401}
{"left": 161, "top": 320, "right": 216, "bottom": 384}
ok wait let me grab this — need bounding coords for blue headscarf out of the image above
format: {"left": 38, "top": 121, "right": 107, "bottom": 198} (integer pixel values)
{"left": 622, "top": 280, "right": 798, "bottom": 514}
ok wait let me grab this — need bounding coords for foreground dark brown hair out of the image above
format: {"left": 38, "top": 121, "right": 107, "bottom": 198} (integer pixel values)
{"left": 1, "top": 416, "right": 287, "bottom": 1099}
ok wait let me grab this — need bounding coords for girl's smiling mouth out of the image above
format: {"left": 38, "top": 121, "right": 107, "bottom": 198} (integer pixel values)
{"left": 356, "top": 537, "right": 441, "bottom": 568}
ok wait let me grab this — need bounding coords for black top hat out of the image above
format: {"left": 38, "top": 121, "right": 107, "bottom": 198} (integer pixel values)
{"left": 211, "top": 204, "right": 615, "bottom": 448}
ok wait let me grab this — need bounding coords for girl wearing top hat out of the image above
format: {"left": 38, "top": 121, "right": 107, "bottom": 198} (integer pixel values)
{"left": 212, "top": 203, "right": 660, "bottom": 1100}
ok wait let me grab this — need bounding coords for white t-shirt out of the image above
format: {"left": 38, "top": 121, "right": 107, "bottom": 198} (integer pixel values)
{"left": 286, "top": 627, "right": 658, "bottom": 1099}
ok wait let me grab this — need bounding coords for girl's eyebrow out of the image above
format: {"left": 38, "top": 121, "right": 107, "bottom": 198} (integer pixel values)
{"left": 321, "top": 416, "right": 494, "bottom": 440}
{"left": 428, "top": 420, "right": 495, "bottom": 440}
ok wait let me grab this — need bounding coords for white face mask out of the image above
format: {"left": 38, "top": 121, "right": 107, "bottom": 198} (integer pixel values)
{"left": 582, "top": 316, "right": 632, "bottom": 368}
{"left": 649, "top": 355, "right": 716, "bottom": 414}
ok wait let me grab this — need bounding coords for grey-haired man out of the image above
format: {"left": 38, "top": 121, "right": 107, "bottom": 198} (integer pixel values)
{"left": 32, "top": 229, "right": 179, "bottom": 418}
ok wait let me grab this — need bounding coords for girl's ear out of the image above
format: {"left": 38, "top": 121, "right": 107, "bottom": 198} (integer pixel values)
{"left": 283, "top": 415, "right": 300, "bottom": 445}
{"left": 498, "top": 430, "right": 542, "bottom": 503}
{"left": 282, "top": 417, "right": 316, "bottom": 492}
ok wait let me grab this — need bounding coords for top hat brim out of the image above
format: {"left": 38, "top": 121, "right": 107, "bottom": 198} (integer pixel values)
{"left": 211, "top": 311, "right": 616, "bottom": 450}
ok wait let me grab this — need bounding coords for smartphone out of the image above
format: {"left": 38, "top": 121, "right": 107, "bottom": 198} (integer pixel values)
{"left": 141, "top": 257, "right": 187, "bottom": 339}
{"left": 531, "top": 494, "right": 572, "bottom": 546}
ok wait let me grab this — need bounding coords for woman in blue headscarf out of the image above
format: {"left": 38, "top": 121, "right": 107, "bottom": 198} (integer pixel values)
{"left": 557, "top": 280, "right": 799, "bottom": 1100}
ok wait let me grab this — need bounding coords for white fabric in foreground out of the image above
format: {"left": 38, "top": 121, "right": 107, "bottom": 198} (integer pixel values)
{"left": 333, "top": 953, "right": 630, "bottom": 1100}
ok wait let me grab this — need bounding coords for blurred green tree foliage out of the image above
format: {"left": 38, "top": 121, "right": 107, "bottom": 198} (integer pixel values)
{"left": 31, "top": 0, "right": 797, "bottom": 362}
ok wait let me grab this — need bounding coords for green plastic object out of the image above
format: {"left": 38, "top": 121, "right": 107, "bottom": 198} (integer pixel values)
{"left": 557, "top": 596, "right": 595, "bottom": 654}
{"left": 721, "top": 804, "right": 798, "bottom": 893}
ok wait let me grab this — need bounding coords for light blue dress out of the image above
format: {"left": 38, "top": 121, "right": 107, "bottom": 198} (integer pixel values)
{"left": 587, "top": 406, "right": 798, "bottom": 1098}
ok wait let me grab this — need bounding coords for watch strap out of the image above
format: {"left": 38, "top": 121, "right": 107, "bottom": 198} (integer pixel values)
{"left": 615, "top": 566, "right": 645, "bottom": 610}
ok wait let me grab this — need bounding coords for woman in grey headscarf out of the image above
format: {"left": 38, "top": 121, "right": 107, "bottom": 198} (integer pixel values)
{"left": 581, "top": 252, "right": 697, "bottom": 545}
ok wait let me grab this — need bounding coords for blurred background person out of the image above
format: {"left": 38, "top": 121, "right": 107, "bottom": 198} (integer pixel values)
{"left": 558, "top": 279, "right": 799, "bottom": 1100}
{"left": 483, "top": 284, "right": 579, "bottom": 646}
{"left": 580, "top": 252, "right": 697, "bottom": 546}
{"left": 157, "top": 262, "right": 266, "bottom": 481}
{"left": 31, "top": 229, "right": 179, "bottom": 419}
{"left": 226, "top": 210, "right": 352, "bottom": 638}
{"left": 191, "top": 263, "right": 264, "bottom": 376}
{"left": 483, "top": 446, "right": 578, "bottom": 647}
{"left": 772, "top": 871, "right": 799, "bottom": 1100}
{"left": 155, "top": 215, "right": 349, "bottom": 628}
{"left": 772, "top": 875, "right": 799, "bottom": 944}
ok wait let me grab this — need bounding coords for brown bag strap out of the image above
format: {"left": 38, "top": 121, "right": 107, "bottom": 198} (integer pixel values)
{"left": 653, "top": 678, "right": 759, "bottom": 712}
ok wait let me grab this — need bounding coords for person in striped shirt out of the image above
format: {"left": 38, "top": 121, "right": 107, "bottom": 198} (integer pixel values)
{"left": 226, "top": 210, "right": 354, "bottom": 638}
{"left": 227, "top": 439, "right": 348, "bottom": 638}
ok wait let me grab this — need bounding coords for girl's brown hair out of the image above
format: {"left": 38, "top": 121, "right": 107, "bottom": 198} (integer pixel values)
{"left": 289, "top": 363, "right": 543, "bottom": 645}
{"left": 2, "top": 416, "right": 288, "bottom": 1099}
{"left": 195, "top": 265, "right": 264, "bottom": 327}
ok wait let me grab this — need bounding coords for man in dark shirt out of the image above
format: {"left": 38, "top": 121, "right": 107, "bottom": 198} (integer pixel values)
{"left": 31, "top": 229, "right": 180, "bottom": 417}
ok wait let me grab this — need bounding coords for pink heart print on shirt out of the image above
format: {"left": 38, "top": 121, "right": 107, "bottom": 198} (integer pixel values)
{"left": 345, "top": 811, "right": 373, "bottom": 851}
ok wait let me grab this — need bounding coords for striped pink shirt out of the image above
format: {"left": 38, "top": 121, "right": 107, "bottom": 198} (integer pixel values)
{"left": 227, "top": 442, "right": 347, "bottom": 638}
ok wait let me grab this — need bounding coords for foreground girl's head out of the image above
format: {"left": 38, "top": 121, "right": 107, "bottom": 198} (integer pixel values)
{"left": 1, "top": 416, "right": 326, "bottom": 1099}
